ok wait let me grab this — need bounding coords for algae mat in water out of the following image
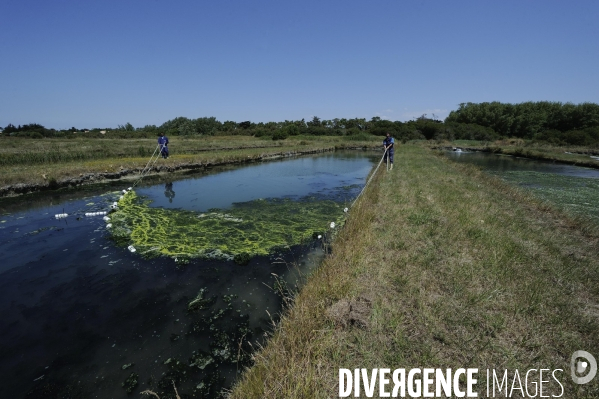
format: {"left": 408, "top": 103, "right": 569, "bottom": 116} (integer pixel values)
{"left": 107, "top": 191, "right": 345, "bottom": 260}
{"left": 497, "top": 171, "right": 599, "bottom": 225}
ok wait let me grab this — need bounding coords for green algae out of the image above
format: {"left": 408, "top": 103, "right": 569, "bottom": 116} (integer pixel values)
{"left": 188, "top": 288, "right": 215, "bottom": 311}
{"left": 189, "top": 351, "right": 214, "bottom": 370}
{"left": 107, "top": 190, "right": 345, "bottom": 260}
{"left": 121, "top": 372, "right": 138, "bottom": 393}
{"left": 496, "top": 171, "right": 599, "bottom": 225}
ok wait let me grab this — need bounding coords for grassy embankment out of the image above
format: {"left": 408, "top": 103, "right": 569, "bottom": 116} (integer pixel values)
{"left": 0, "top": 135, "right": 379, "bottom": 191}
{"left": 435, "top": 139, "right": 599, "bottom": 169}
{"left": 229, "top": 144, "right": 599, "bottom": 398}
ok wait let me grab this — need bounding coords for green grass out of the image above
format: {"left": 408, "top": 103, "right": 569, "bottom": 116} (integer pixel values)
{"left": 0, "top": 136, "right": 326, "bottom": 166}
{"left": 0, "top": 135, "right": 380, "bottom": 190}
{"left": 229, "top": 144, "right": 599, "bottom": 398}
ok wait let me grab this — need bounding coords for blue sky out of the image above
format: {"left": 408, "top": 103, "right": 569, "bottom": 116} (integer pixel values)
{"left": 1, "top": 0, "right": 598, "bottom": 129}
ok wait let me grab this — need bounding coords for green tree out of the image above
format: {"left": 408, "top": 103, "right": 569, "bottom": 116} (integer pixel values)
{"left": 117, "top": 122, "right": 135, "bottom": 131}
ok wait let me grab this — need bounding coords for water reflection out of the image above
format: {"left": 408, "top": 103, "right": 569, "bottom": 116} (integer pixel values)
{"left": 0, "top": 150, "right": 377, "bottom": 398}
{"left": 164, "top": 182, "right": 176, "bottom": 203}
{"left": 137, "top": 152, "right": 375, "bottom": 211}
{"left": 445, "top": 150, "right": 599, "bottom": 179}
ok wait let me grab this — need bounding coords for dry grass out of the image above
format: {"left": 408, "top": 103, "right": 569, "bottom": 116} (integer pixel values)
{"left": 228, "top": 145, "right": 599, "bottom": 398}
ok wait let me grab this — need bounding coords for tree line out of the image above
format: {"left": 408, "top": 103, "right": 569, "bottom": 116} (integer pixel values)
{"left": 0, "top": 116, "right": 438, "bottom": 142}
{"left": 445, "top": 101, "right": 599, "bottom": 145}
{"left": 2, "top": 101, "right": 598, "bottom": 146}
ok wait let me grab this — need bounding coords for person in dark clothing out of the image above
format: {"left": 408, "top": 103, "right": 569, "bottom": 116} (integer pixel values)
{"left": 158, "top": 132, "right": 169, "bottom": 159}
{"left": 383, "top": 132, "right": 394, "bottom": 170}
{"left": 164, "top": 182, "right": 175, "bottom": 203}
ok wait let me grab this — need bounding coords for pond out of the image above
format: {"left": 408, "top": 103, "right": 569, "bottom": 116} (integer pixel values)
{"left": 0, "top": 151, "right": 377, "bottom": 398}
{"left": 446, "top": 150, "right": 599, "bottom": 225}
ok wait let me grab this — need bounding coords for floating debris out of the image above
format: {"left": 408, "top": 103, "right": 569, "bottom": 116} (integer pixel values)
{"left": 85, "top": 212, "right": 107, "bottom": 217}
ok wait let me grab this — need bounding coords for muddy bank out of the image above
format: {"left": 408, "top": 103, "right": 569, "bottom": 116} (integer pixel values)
{"left": 2, "top": 147, "right": 374, "bottom": 198}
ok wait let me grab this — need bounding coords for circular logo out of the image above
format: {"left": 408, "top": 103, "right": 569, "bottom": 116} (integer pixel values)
{"left": 571, "top": 350, "right": 597, "bottom": 384}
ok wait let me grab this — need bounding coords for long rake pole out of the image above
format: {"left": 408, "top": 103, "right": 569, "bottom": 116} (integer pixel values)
{"left": 351, "top": 147, "right": 388, "bottom": 208}
{"left": 132, "top": 144, "right": 162, "bottom": 188}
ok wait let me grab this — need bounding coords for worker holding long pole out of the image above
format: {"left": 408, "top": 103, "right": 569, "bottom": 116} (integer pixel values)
{"left": 383, "top": 132, "right": 394, "bottom": 171}
{"left": 158, "top": 132, "right": 169, "bottom": 159}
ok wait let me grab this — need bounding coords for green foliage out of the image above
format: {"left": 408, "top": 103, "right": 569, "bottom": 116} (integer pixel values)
{"left": 253, "top": 128, "right": 270, "bottom": 138}
{"left": 446, "top": 102, "right": 599, "bottom": 144}
{"left": 443, "top": 122, "right": 499, "bottom": 141}
{"left": 272, "top": 130, "right": 288, "bottom": 140}
{"left": 238, "top": 121, "right": 253, "bottom": 130}
{"left": 234, "top": 252, "right": 251, "bottom": 265}
{"left": 2, "top": 123, "right": 56, "bottom": 138}
{"left": 286, "top": 125, "right": 300, "bottom": 136}
{"left": 117, "top": 122, "right": 135, "bottom": 131}
{"left": 413, "top": 116, "right": 444, "bottom": 140}
{"left": 5, "top": 101, "right": 598, "bottom": 145}
{"left": 13, "top": 131, "right": 44, "bottom": 139}
{"left": 108, "top": 191, "right": 346, "bottom": 261}
{"left": 158, "top": 116, "right": 222, "bottom": 136}
{"left": 343, "top": 132, "right": 373, "bottom": 141}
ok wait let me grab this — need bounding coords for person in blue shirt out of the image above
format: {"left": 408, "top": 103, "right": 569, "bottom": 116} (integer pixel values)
{"left": 383, "top": 132, "right": 394, "bottom": 170}
{"left": 158, "top": 132, "right": 169, "bottom": 159}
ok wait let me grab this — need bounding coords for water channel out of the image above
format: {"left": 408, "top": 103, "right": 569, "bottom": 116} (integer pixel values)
{"left": 445, "top": 150, "right": 599, "bottom": 225}
{"left": 0, "top": 151, "right": 378, "bottom": 398}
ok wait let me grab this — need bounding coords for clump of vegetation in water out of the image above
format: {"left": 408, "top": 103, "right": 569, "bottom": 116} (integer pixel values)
{"left": 233, "top": 252, "right": 251, "bottom": 265}
{"left": 188, "top": 288, "right": 215, "bottom": 311}
{"left": 189, "top": 351, "right": 214, "bottom": 370}
{"left": 107, "top": 190, "right": 345, "bottom": 261}
{"left": 122, "top": 372, "right": 139, "bottom": 393}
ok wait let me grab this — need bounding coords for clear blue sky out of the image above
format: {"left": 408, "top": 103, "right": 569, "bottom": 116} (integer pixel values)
{"left": 1, "top": 0, "right": 598, "bottom": 129}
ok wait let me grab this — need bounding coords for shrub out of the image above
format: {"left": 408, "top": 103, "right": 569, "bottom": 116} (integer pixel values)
{"left": 272, "top": 130, "right": 288, "bottom": 141}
